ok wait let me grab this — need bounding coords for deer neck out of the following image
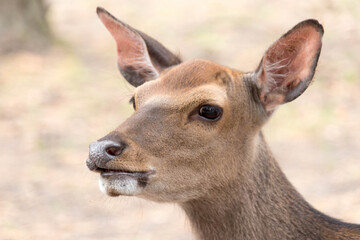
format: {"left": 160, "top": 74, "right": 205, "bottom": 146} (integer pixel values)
{"left": 180, "top": 132, "right": 358, "bottom": 240}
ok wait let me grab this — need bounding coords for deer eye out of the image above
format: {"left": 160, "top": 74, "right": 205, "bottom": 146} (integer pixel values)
{"left": 129, "top": 96, "right": 136, "bottom": 110}
{"left": 198, "top": 105, "right": 222, "bottom": 121}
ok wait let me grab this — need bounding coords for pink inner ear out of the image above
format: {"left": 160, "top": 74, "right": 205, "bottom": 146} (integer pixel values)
{"left": 257, "top": 22, "right": 323, "bottom": 113}
{"left": 98, "top": 12, "right": 158, "bottom": 77}
{"left": 291, "top": 27, "right": 322, "bottom": 82}
{"left": 264, "top": 26, "right": 322, "bottom": 92}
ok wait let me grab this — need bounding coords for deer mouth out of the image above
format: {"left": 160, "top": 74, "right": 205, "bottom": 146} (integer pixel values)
{"left": 86, "top": 157, "right": 155, "bottom": 196}
{"left": 86, "top": 158, "right": 154, "bottom": 178}
{"left": 94, "top": 167, "right": 154, "bottom": 179}
{"left": 94, "top": 167, "right": 155, "bottom": 197}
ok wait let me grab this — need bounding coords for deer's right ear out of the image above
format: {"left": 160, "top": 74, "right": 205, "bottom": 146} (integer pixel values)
{"left": 97, "top": 7, "right": 181, "bottom": 87}
{"left": 253, "top": 19, "right": 323, "bottom": 115}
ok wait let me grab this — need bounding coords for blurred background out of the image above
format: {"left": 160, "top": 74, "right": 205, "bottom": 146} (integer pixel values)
{"left": 0, "top": 0, "right": 359, "bottom": 239}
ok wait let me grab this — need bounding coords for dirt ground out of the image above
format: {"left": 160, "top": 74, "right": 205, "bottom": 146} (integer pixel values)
{"left": 0, "top": 0, "right": 359, "bottom": 239}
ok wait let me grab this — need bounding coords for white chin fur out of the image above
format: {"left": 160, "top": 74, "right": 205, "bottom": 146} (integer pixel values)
{"left": 98, "top": 176, "right": 143, "bottom": 196}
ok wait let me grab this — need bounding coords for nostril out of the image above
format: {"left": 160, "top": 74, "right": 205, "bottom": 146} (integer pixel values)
{"left": 105, "top": 145, "right": 124, "bottom": 157}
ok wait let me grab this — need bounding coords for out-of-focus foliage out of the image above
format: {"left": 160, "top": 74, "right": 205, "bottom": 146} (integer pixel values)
{"left": 0, "top": 0, "right": 52, "bottom": 54}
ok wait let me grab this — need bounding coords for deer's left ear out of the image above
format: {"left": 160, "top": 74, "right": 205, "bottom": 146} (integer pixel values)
{"left": 254, "top": 19, "right": 324, "bottom": 114}
{"left": 97, "top": 7, "right": 181, "bottom": 87}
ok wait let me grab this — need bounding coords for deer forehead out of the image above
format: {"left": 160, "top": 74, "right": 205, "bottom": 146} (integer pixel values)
{"left": 137, "top": 84, "right": 229, "bottom": 110}
{"left": 161, "top": 59, "right": 234, "bottom": 88}
{"left": 134, "top": 59, "right": 241, "bottom": 109}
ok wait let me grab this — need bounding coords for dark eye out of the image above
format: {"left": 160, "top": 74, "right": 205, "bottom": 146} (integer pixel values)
{"left": 129, "top": 96, "right": 136, "bottom": 110}
{"left": 198, "top": 105, "right": 222, "bottom": 121}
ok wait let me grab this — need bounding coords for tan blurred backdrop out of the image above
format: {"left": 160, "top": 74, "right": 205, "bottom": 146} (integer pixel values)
{"left": 0, "top": 0, "right": 359, "bottom": 239}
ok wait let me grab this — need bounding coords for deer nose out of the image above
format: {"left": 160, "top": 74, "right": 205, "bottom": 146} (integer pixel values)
{"left": 87, "top": 140, "right": 126, "bottom": 170}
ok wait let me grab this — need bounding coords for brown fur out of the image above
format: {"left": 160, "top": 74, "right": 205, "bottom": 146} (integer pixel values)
{"left": 89, "top": 7, "right": 360, "bottom": 240}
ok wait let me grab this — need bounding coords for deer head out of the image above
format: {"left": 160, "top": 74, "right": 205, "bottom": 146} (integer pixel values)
{"left": 87, "top": 7, "right": 323, "bottom": 203}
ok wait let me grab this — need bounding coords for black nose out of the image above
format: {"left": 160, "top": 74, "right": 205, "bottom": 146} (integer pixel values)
{"left": 87, "top": 140, "right": 126, "bottom": 170}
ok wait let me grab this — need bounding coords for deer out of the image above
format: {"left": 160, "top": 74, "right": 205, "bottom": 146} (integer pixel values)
{"left": 86, "top": 7, "right": 360, "bottom": 240}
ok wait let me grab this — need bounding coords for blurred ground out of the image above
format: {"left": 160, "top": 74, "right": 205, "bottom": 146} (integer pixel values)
{"left": 0, "top": 0, "right": 359, "bottom": 239}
